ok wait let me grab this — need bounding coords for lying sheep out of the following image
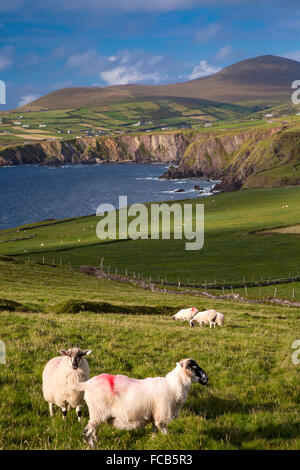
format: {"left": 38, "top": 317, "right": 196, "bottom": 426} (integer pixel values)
{"left": 172, "top": 307, "right": 199, "bottom": 321}
{"left": 42, "top": 347, "right": 91, "bottom": 421}
{"left": 77, "top": 358, "right": 208, "bottom": 447}
{"left": 190, "top": 309, "right": 224, "bottom": 328}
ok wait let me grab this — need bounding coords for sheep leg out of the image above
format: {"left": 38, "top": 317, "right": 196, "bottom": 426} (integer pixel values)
{"left": 151, "top": 424, "right": 159, "bottom": 438}
{"left": 62, "top": 406, "right": 67, "bottom": 420}
{"left": 155, "top": 422, "right": 168, "bottom": 435}
{"left": 49, "top": 403, "right": 54, "bottom": 417}
{"left": 76, "top": 406, "right": 82, "bottom": 422}
{"left": 84, "top": 422, "right": 98, "bottom": 448}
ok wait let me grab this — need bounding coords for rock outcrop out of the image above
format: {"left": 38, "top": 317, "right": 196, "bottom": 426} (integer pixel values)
{"left": 1, "top": 126, "right": 300, "bottom": 192}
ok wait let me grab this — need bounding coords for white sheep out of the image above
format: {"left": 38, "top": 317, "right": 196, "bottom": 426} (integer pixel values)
{"left": 77, "top": 358, "right": 208, "bottom": 447}
{"left": 190, "top": 309, "right": 224, "bottom": 328}
{"left": 172, "top": 307, "right": 199, "bottom": 321}
{"left": 42, "top": 347, "right": 92, "bottom": 421}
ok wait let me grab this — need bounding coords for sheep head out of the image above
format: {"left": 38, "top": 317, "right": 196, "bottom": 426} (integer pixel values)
{"left": 59, "top": 347, "right": 92, "bottom": 370}
{"left": 179, "top": 358, "right": 208, "bottom": 385}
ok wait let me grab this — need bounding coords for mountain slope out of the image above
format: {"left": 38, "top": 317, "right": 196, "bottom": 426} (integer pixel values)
{"left": 19, "top": 55, "right": 300, "bottom": 111}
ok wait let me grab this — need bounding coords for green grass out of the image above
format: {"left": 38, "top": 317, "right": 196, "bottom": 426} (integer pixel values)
{"left": 1, "top": 187, "right": 300, "bottom": 288}
{"left": 0, "top": 97, "right": 255, "bottom": 148}
{"left": 0, "top": 181, "right": 300, "bottom": 449}
{"left": 0, "top": 254, "right": 299, "bottom": 450}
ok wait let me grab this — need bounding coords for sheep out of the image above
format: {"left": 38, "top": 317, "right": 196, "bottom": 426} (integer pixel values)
{"left": 77, "top": 358, "right": 208, "bottom": 447}
{"left": 190, "top": 309, "right": 224, "bottom": 328}
{"left": 172, "top": 307, "right": 199, "bottom": 321}
{"left": 42, "top": 347, "right": 92, "bottom": 421}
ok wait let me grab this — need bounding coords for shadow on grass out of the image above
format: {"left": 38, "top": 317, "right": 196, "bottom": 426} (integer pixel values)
{"left": 187, "top": 393, "right": 278, "bottom": 419}
{"left": 203, "top": 422, "right": 300, "bottom": 445}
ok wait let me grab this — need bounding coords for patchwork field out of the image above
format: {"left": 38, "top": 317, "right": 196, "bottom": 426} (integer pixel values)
{"left": 0, "top": 97, "right": 256, "bottom": 148}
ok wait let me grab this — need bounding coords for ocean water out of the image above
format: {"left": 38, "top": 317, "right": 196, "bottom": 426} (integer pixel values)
{"left": 0, "top": 163, "right": 216, "bottom": 230}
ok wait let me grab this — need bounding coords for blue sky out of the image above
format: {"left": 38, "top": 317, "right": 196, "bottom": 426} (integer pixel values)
{"left": 1, "top": 0, "right": 300, "bottom": 109}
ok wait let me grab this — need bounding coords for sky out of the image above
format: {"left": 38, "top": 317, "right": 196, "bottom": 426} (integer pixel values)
{"left": 1, "top": 0, "right": 300, "bottom": 109}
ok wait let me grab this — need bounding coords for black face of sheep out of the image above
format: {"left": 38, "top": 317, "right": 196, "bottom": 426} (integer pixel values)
{"left": 181, "top": 359, "right": 209, "bottom": 385}
{"left": 59, "top": 348, "right": 92, "bottom": 370}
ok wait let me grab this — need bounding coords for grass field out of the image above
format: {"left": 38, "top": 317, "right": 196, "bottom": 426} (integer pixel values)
{"left": 0, "top": 256, "right": 299, "bottom": 450}
{"left": 0, "top": 97, "right": 257, "bottom": 148}
{"left": 0, "top": 185, "right": 299, "bottom": 450}
{"left": 1, "top": 186, "right": 300, "bottom": 289}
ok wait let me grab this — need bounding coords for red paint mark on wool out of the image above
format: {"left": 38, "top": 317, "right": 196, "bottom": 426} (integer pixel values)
{"left": 96, "top": 373, "right": 117, "bottom": 394}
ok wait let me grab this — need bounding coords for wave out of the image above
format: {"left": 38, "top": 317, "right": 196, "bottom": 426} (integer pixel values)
{"left": 135, "top": 177, "right": 161, "bottom": 181}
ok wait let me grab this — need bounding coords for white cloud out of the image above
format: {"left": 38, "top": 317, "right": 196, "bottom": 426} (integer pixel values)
{"left": 195, "top": 23, "right": 220, "bottom": 43}
{"left": 284, "top": 50, "right": 300, "bottom": 61}
{"left": 100, "top": 66, "right": 161, "bottom": 85}
{"left": 67, "top": 49, "right": 168, "bottom": 85}
{"left": 66, "top": 49, "right": 101, "bottom": 69}
{"left": 18, "top": 94, "right": 40, "bottom": 106}
{"left": 0, "top": 46, "right": 14, "bottom": 71}
{"left": 214, "top": 45, "right": 232, "bottom": 61}
{"left": 188, "top": 60, "right": 221, "bottom": 80}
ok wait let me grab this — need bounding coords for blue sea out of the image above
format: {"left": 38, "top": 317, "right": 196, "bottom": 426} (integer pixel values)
{"left": 0, "top": 163, "right": 216, "bottom": 230}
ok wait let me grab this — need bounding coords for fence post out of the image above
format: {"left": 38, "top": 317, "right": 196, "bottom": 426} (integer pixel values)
{"left": 292, "top": 288, "right": 295, "bottom": 300}
{"left": 273, "top": 287, "right": 277, "bottom": 299}
{"left": 244, "top": 285, "right": 248, "bottom": 296}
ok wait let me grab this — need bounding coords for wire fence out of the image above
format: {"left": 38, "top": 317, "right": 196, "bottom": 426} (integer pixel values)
{"left": 24, "top": 255, "right": 300, "bottom": 303}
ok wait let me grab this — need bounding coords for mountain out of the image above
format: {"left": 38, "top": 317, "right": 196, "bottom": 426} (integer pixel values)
{"left": 19, "top": 55, "right": 300, "bottom": 111}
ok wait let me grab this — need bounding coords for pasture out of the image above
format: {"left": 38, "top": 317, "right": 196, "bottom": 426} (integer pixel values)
{"left": 0, "top": 185, "right": 299, "bottom": 450}
{"left": 0, "top": 256, "right": 299, "bottom": 450}
{"left": 1, "top": 186, "right": 300, "bottom": 293}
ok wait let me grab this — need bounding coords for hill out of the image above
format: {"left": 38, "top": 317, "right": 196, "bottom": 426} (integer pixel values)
{"left": 19, "top": 55, "right": 300, "bottom": 111}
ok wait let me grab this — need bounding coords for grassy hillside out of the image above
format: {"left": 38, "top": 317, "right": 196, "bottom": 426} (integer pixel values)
{"left": 0, "top": 185, "right": 299, "bottom": 450}
{"left": 17, "top": 55, "right": 300, "bottom": 111}
{"left": 0, "top": 256, "right": 299, "bottom": 450}
{"left": 0, "top": 98, "right": 251, "bottom": 149}
{"left": 1, "top": 187, "right": 300, "bottom": 289}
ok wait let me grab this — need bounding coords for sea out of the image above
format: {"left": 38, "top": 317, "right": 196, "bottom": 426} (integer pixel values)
{"left": 0, "top": 163, "right": 217, "bottom": 230}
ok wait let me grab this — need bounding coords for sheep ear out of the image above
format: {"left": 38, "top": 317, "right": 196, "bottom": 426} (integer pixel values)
{"left": 83, "top": 350, "right": 92, "bottom": 356}
{"left": 59, "top": 349, "right": 69, "bottom": 356}
{"left": 178, "top": 359, "right": 187, "bottom": 367}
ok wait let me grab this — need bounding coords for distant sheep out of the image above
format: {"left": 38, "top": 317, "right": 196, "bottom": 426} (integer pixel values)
{"left": 190, "top": 309, "right": 224, "bottom": 328}
{"left": 77, "top": 358, "right": 208, "bottom": 447}
{"left": 172, "top": 307, "right": 199, "bottom": 321}
{"left": 42, "top": 347, "right": 91, "bottom": 421}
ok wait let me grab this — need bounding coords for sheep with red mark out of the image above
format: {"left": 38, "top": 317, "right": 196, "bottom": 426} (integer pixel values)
{"left": 76, "top": 358, "right": 208, "bottom": 447}
{"left": 42, "top": 348, "right": 91, "bottom": 421}
{"left": 172, "top": 307, "right": 199, "bottom": 322}
{"left": 190, "top": 309, "right": 224, "bottom": 328}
